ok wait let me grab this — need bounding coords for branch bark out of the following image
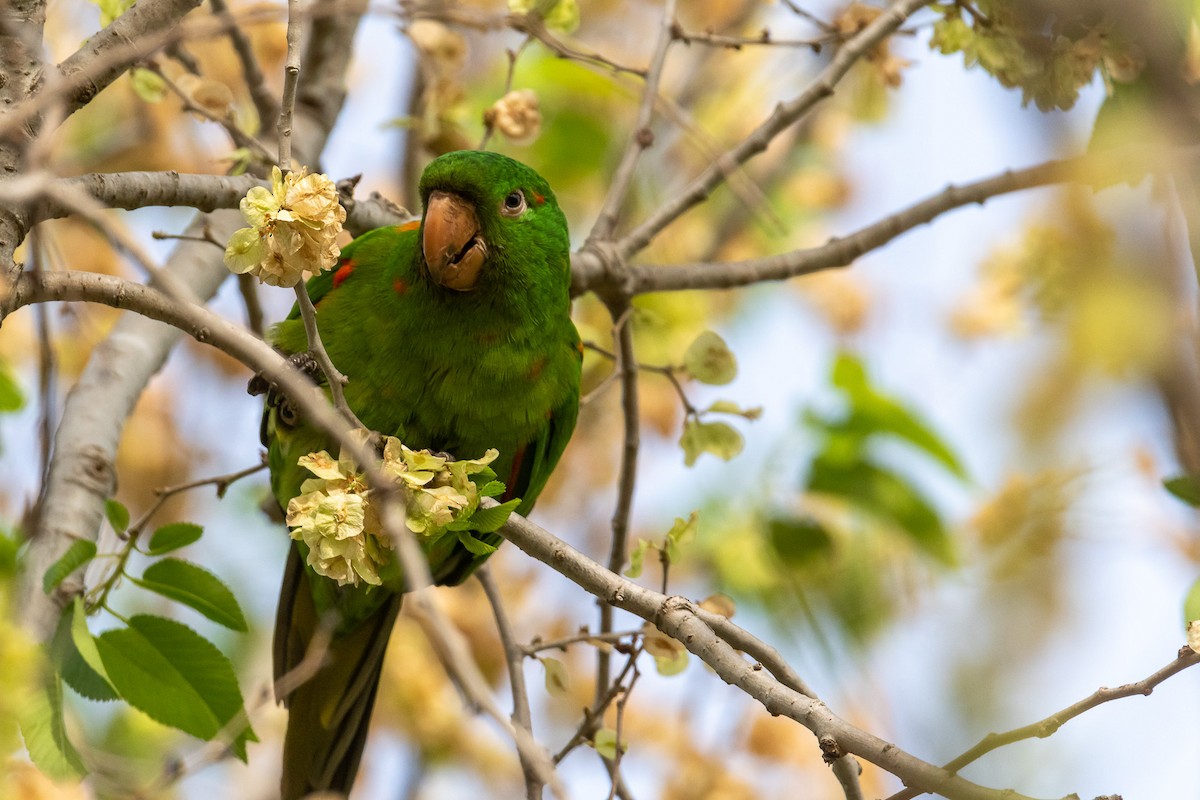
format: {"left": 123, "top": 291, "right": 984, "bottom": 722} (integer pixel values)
{"left": 491, "top": 507, "right": 1053, "bottom": 800}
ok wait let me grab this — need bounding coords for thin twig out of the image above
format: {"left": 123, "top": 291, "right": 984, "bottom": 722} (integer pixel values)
{"left": 479, "top": 566, "right": 545, "bottom": 800}
{"left": 278, "top": 0, "right": 303, "bottom": 167}
{"left": 238, "top": 273, "right": 266, "bottom": 338}
{"left": 208, "top": 0, "right": 280, "bottom": 128}
{"left": 588, "top": 0, "right": 678, "bottom": 243}
{"left": 524, "top": 628, "right": 640, "bottom": 656}
{"left": 148, "top": 61, "right": 275, "bottom": 161}
{"left": 510, "top": 13, "right": 646, "bottom": 78}
{"left": 615, "top": 0, "right": 934, "bottom": 260}
{"left": 553, "top": 645, "right": 642, "bottom": 765}
{"left": 479, "top": 37, "right": 532, "bottom": 151}
{"left": 594, "top": 303, "right": 639, "bottom": 710}
{"left": 884, "top": 646, "right": 1200, "bottom": 800}
{"left": 292, "top": 283, "right": 363, "bottom": 428}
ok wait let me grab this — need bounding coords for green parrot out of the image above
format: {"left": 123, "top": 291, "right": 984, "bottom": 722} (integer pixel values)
{"left": 258, "top": 150, "right": 581, "bottom": 798}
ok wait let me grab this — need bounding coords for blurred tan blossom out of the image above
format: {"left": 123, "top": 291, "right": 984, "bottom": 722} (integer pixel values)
{"left": 485, "top": 89, "right": 543, "bottom": 146}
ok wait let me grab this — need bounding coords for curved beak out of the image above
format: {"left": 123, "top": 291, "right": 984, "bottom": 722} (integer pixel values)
{"left": 422, "top": 191, "right": 487, "bottom": 291}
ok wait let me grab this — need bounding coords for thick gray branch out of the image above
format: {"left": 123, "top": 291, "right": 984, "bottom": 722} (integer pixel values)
{"left": 493, "top": 510, "right": 1050, "bottom": 800}
{"left": 58, "top": 0, "right": 204, "bottom": 114}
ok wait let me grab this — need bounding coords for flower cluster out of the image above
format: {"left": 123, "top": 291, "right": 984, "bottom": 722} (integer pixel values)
{"left": 224, "top": 166, "right": 347, "bottom": 287}
{"left": 285, "top": 434, "right": 510, "bottom": 586}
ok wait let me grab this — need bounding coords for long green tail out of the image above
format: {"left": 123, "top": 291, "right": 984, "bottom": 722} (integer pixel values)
{"left": 274, "top": 549, "right": 402, "bottom": 799}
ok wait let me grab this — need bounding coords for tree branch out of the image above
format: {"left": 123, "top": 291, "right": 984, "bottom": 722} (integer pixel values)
{"left": 612, "top": 0, "right": 934, "bottom": 261}
{"left": 884, "top": 646, "right": 1200, "bottom": 800}
{"left": 57, "top": 0, "right": 204, "bottom": 116}
{"left": 479, "top": 566, "right": 545, "bottom": 800}
{"left": 491, "top": 507, "right": 1063, "bottom": 800}
{"left": 572, "top": 145, "right": 1200, "bottom": 296}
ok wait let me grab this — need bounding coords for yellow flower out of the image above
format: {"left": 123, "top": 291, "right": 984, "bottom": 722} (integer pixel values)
{"left": 224, "top": 166, "right": 346, "bottom": 287}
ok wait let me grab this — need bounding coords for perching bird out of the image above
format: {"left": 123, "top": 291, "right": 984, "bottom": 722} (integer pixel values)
{"left": 258, "top": 150, "right": 581, "bottom": 798}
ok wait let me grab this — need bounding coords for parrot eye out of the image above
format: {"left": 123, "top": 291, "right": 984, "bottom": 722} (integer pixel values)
{"left": 501, "top": 190, "right": 527, "bottom": 217}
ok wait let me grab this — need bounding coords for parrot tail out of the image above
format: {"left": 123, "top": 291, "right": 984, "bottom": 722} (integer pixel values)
{"left": 274, "top": 548, "right": 402, "bottom": 799}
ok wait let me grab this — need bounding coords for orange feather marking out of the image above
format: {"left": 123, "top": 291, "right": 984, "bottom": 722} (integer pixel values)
{"left": 333, "top": 260, "right": 355, "bottom": 288}
{"left": 392, "top": 278, "right": 409, "bottom": 295}
{"left": 396, "top": 220, "right": 421, "bottom": 232}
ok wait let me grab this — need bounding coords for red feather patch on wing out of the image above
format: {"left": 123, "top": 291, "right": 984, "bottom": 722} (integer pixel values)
{"left": 503, "top": 444, "right": 528, "bottom": 502}
{"left": 333, "top": 260, "right": 355, "bottom": 288}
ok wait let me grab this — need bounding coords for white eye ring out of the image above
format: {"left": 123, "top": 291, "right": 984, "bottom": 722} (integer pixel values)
{"left": 501, "top": 190, "right": 527, "bottom": 217}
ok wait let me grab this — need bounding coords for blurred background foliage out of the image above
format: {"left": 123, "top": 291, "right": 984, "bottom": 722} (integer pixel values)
{"left": 2, "top": 0, "right": 1200, "bottom": 798}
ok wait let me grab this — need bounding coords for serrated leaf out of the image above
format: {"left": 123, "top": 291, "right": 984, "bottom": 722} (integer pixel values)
{"left": 625, "top": 538, "right": 650, "bottom": 578}
{"left": 104, "top": 499, "right": 130, "bottom": 534}
{"left": 146, "top": 522, "right": 203, "bottom": 555}
{"left": 129, "top": 67, "right": 167, "bottom": 103}
{"left": 130, "top": 559, "right": 247, "bottom": 632}
{"left": 455, "top": 530, "right": 499, "bottom": 556}
{"left": 95, "top": 615, "right": 255, "bottom": 759}
{"left": 679, "top": 419, "right": 744, "bottom": 467}
{"left": 478, "top": 480, "right": 507, "bottom": 498}
{"left": 0, "top": 359, "right": 24, "bottom": 412}
{"left": 69, "top": 598, "right": 112, "bottom": 686}
{"left": 52, "top": 600, "right": 117, "bottom": 702}
{"left": 592, "top": 727, "right": 625, "bottom": 760}
{"left": 19, "top": 673, "right": 87, "bottom": 780}
{"left": 42, "top": 540, "right": 96, "bottom": 593}
{"left": 541, "top": 657, "right": 571, "bottom": 699}
{"left": 684, "top": 330, "right": 737, "bottom": 385}
{"left": 467, "top": 498, "right": 520, "bottom": 533}
{"left": 1164, "top": 475, "right": 1200, "bottom": 507}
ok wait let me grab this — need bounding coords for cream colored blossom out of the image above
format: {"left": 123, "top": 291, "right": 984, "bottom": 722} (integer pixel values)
{"left": 224, "top": 166, "right": 346, "bottom": 287}
{"left": 486, "top": 89, "right": 542, "bottom": 146}
{"left": 285, "top": 435, "right": 508, "bottom": 585}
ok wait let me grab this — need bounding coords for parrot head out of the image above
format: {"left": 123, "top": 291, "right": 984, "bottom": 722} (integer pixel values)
{"left": 417, "top": 150, "right": 569, "bottom": 292}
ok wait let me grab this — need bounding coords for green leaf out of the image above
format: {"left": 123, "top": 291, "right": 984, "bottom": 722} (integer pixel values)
{"left": 0, "top": 358, "right": 24, "bottom": 412}
{"left": 831, "top": 352, "right": 966, "bottom": 480}
{"left": 1185, "top": 576, "right": 1200, "bottom": 625}
{"left": 95, "top": 615, "right": 255, "bottom": 760}
{"left": 19, "top": 673, "right": 87, "bottom": 780}
{"left": 679, "top": 419, "right": 744, "bottom": 467}
{"left": 478, "top": 480, "right": 507, "bottom": 498}
{"left": 653, "top": 648, "right": 689, "bottom": 676}
{"left": 129, "top": 559, "right": 247, "bottom": 632}
{"left": 42, "top": 540, "right": 96, "bottom": 593}
{"left": 1164, "top": 475, "right": 1200, "bottom": 507}
{"left": 767, "top": 515, "right": 834, "bottom": 565}
{"left": 625, "top": 538, "right": 650, "bottom": 579}
{"left": 0, "top": 527, "right": 21, "bottom": 576}
{"left": 541, "top": 657, "right": 571, "bottom": 699}
{"left": 467, "top": 498, "right": 520, "bottom": 533}
{"left": 145, "top": 522, "right": 203, "bottom": 555}
{"left": 52, "top": 601, "right": 118, "bottom": 702}
{"left": 592, "top": 727, "right": 625, "bottom": 760}
{"left": 705, "top": 399, "right": 762, "bottom": 420}
{"left": 454, "top": 530, "right": 499, "bottom": 556}
{"left": 129, "top": 67, "right": 167, "bottom": 103}
{"left": 664, "top": 511, "right": 698, "bottom": 562}
{"left": 104, "top": 499, "right": 130, "bottom": 534}
{"left": 684, "top": 330, "right": 737, "bottom": 385}
{"left": 808, "top": 456, "right": 955, "bottom": 564}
